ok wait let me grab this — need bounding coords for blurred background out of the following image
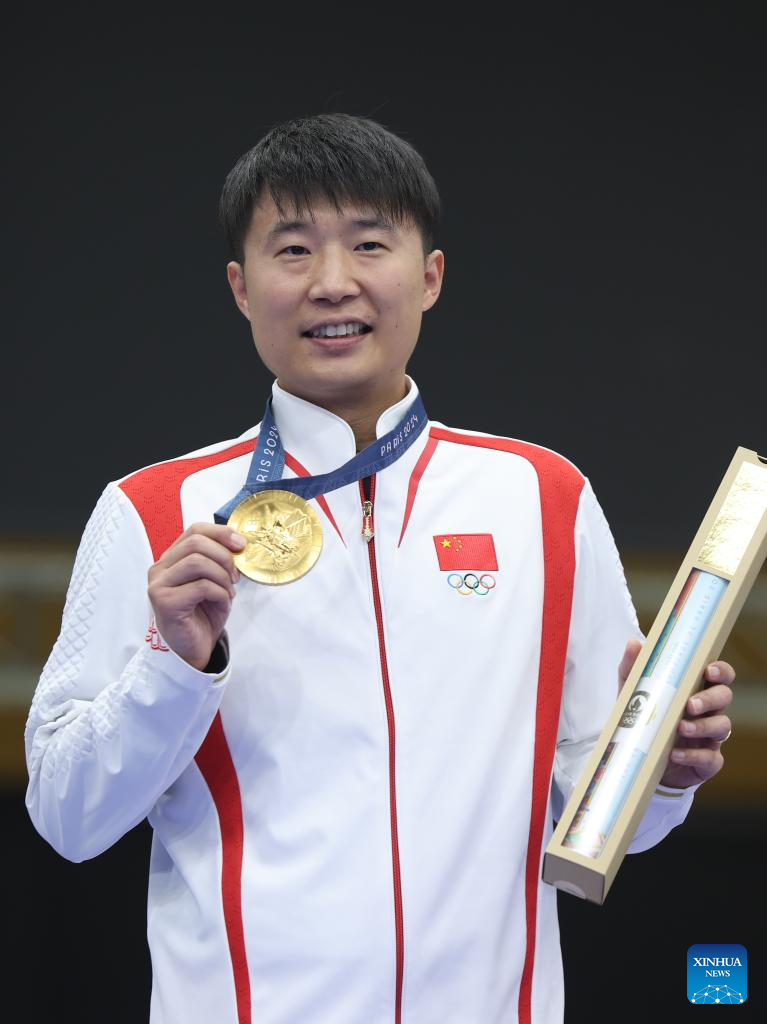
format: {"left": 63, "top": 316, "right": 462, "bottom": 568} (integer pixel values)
{"left": 3, "top": 5, "right": 765, "bottom": 1020}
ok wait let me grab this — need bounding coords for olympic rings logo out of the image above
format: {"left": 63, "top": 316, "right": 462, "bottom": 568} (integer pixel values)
{"left": 447, "top": 572, "right": 496, "bottom": 596}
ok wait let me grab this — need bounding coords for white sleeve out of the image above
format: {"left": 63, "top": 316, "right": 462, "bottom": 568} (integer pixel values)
{"left": 24, "top": 483, "right": 230, "bottom": 863}
{"left": 552, "top": 479, "right": 696, "bottom": 852}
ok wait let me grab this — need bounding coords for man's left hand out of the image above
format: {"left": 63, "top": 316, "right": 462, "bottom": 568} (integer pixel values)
{"left": 618, "top": 639, "right": 735, "bottom": 789}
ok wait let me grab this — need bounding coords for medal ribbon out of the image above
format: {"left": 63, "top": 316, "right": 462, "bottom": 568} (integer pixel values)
{"left": 214, "top": 392, "right": 428, "bottom": 524}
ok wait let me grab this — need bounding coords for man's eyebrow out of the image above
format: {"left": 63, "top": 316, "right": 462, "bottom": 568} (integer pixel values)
{"left": 265, "top": 216, "right": 396, "bottom": 242}
{"left": 352, "top": 217, "right": 396, "bottom": 232}
{"left": 265, "top": 220, "right": 310, "bottom": 242}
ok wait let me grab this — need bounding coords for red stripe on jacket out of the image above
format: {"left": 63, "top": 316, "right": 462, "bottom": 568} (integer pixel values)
{"left": 398, "top": 435, "right": 439, "bottom": 547}
{"left": 284, "top": 452, "right": 345, "bottom": 545}
{"left": 120, "top": 438, "right": 257, "bottom": 1024}
{"left": 428, "top": 426, "right": 584, "bottom": 1024}
{"left": 194, "top": 716, "right": 251, "bottom": 1024}
{"left": 119, "top": 438, "right": 258, "bottom": 560}
{"left": 118, "top": 438, "right": 345, "bottom": 557}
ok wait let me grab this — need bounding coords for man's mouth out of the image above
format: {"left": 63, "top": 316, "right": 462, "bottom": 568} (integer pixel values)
{"left": 302, "top": 321, "right": 373, "bottom": 339}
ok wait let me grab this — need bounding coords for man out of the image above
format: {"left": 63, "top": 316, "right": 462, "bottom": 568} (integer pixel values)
{"left": 25, "top": 113, "right": 734, "bottom": 1023}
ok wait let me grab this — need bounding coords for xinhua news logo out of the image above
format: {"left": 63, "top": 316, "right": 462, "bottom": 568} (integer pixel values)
{"left": 687, "top": 944, "right": 747, "bottom": 1004}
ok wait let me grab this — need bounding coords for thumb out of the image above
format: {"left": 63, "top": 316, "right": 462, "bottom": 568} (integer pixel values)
{"left": 618, "top": 638, "right": 643, "bottom": 691}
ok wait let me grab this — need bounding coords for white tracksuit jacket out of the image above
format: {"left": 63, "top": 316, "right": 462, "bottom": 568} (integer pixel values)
{"left": 25, "top": 377, "right": 695, "bottom": 1024}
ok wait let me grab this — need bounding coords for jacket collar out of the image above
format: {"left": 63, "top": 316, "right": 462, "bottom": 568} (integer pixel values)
{"left": 268, "top": 376, "right": 423, "bottom": 478}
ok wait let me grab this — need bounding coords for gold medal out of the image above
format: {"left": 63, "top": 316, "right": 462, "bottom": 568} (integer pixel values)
{"left": 227, "top": 490, "right": 323, "bottom": 584}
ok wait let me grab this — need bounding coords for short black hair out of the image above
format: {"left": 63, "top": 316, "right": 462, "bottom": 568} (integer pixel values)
{"left": 219, "top": 113, "right": 441, "bottom": 264}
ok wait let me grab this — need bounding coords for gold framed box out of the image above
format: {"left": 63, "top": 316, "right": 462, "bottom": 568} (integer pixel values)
{"left": 543, "top": 447, "right": 767, "bottom": 904}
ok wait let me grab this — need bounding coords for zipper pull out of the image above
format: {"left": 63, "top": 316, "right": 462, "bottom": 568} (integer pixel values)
{"left": 361, "top": 499, "right": 374, "bottom": 542}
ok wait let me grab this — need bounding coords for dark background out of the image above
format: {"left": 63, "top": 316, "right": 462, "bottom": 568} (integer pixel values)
{"left": 4, "top": 5, "right": 764, "bottom": 1021}
{"left": 5, "top": 6, "right": 765, "bottom": 549}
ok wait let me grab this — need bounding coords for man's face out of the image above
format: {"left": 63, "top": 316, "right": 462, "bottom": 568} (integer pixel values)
{"left": 227, "top": 194, "right": 444, "bottom": 410}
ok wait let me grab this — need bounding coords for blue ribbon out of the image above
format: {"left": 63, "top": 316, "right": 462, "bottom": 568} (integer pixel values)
{"left": 214, "top": 392, "right": 428, "bottom": 524}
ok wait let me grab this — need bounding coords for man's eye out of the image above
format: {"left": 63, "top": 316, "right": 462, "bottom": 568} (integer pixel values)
{"left": 357, "top": 241, "right": 382, "bottom": 252}
{"left": 282, "top": 245, "right": 308, "bottom": 256}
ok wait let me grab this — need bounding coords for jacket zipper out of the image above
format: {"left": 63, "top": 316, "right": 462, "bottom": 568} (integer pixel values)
{"left": 359, "top": 474, "right": 404, "bottom": 1024}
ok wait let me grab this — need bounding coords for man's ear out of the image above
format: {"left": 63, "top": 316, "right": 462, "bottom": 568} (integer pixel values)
{"left": 422, "top": 249, "right": 445, "bottom": 312}
{"left": 226, "top": 261, "right": 251, "bottom": 321}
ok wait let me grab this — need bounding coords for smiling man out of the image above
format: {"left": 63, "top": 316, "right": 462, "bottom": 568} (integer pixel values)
{"left": 226, "top": 193, "right": 443, "bottom": 452}
{"left": 25, "top": 113, "right": 735, "bottom": 1024}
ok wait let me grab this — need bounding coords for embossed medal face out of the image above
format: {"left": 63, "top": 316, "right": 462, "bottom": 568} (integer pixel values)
{"left": 227, "top": 490, "right": 323, "bottom": 584}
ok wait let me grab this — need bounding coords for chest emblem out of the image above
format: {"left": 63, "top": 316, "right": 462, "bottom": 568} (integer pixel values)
{"left": 433, "top": 534, "right": 498, "bottom": 597}
{"left": 447, "top": 572, "right": 497, "bottom": 596}
{"left": 433, "top": 533, "right": 498, "bottom": 570}
{"left": 145, "top": 617, "right": 169, "bottom": 651}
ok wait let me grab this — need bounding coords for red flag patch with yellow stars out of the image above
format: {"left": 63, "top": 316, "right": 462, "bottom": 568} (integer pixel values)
{"left": 433, "top": 533, "right": 498, "bottom": 571}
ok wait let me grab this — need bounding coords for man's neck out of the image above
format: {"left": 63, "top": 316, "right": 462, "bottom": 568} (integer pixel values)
{"left": 349, "top": 409, "right": 386, "bottom": 453}
{"left": 277, "top": 378, "right": 411, "bottom": 452}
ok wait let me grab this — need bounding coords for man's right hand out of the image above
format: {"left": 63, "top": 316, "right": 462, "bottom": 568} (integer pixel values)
{"left": 147, "top": 523, "right": 246, "bottom": 671}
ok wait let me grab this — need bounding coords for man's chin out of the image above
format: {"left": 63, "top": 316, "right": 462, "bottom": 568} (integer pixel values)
{"left": 277, "top": 367, "right": 405, "bottom": 408}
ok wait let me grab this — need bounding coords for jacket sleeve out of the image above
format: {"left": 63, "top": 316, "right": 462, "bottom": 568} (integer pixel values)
{"left": 552, "top": 478, "right": 697, "bottom": 853}
{"left": 24, "top": 482, "right": 230, "bottom": 863}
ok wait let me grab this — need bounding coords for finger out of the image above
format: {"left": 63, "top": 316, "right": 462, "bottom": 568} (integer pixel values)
{"left": 153, "top": 578, "right": 234, "bottom": 615}
{"left": 181, "top": 521, "right": 247, "bottom": 548}
{"left": 704, "top": 661, "right": 736, "bottom": 686}
{"left": 618, "top": 638, "right": 643, "bottom": 687}
{"left": 154, "top": 554, "right": 238, "bottom": 598}
{"left": 154, "top": 532, "right": 244, "bottom": 580}
{"left": 669, "top": 745, "right": 725, "bottom": 779}
{"left": 687, "top": 683, "right": 734, "bottom": 717}
{"left": 163, "top": 523, "right": 246, "bottom": 561}
{"left": 678, "top": 714, "right": 732, "bottom": 743}
{"left": 170, "top": 527, "right": 247, "bottom": 561}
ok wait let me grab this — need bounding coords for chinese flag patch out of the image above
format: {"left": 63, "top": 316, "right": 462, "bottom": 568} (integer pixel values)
{"left": 433, "top": 533, "right": 498, "bottom": 571}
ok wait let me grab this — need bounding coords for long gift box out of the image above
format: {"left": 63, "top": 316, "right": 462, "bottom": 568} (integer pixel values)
{"left": 543, "top": 447, "right": 767, "bottom": 904}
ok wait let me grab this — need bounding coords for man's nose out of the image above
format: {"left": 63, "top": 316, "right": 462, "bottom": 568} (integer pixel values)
{"left": 307, "top": 249, "right": 361, "bottom": 303}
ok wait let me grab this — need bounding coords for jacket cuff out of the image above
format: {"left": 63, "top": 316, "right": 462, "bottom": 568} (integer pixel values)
{"left": 627, "top": 782, "right": 699, "bottom": 853}
{"left": 201, "top": 632, "right": 230, "bottom": 677}
{"left": 151, "top": 631, "right": 231, "bottom": 687}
